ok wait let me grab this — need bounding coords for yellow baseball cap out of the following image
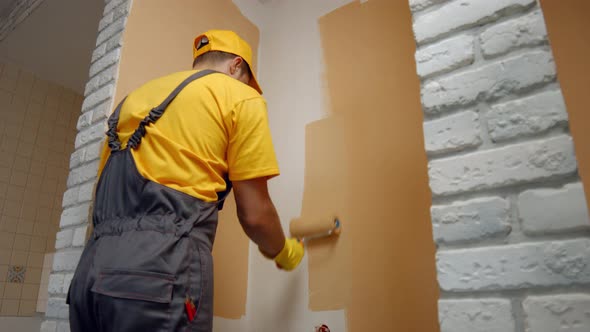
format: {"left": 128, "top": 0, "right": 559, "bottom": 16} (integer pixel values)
{"left": 193, "top": 30, "right": 262, "bottom": 94}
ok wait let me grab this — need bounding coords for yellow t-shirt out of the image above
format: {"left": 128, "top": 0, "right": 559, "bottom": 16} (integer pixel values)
{"left": 98, "top": 70, "right": 280, "bottom": 202}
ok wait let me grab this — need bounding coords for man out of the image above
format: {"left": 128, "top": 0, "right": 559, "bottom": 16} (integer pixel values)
{"left": 67, "top": 30, "right": 304, "bottom": 332}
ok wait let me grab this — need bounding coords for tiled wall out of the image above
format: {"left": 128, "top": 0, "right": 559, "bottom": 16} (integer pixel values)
{"left": 0, "top": 60, "right": 81, "bottom": 317}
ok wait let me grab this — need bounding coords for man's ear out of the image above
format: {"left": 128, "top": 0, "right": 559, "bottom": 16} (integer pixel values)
{"left": 230, "top": 57, "right": 244, "bottom": 75}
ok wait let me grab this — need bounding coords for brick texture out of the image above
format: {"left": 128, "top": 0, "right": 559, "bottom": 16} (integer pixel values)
{"left": 431, "top": 197, "right": 510, "bottom": 244}
{"left": 487, "top": 90, "right": 568, "bottom": 142}
{"left": 438, "top": 299, "right": 515, "bottom": 332}
{"left": 409, "top": 0, "right": 449, "bottom": 12}
{"left": 437, "top": 239, "right": 590, "bottom": 291}
{"left": 423, "top": 111, "right": 481, "bottom": 155}
{"left": 415, "top": 34, "right": 474, "bottom": 78}
{"left": 422, "top": 51, "right": 556, "bottom": 114}
{"left": 429, "top": 135, "right": 577, "bottom": 196}
{"left": 413, "top": 0, "right": 536, "bottom": 44}
{"left": 480, "top": 9, "right": 548, "bottom": 58}
{"left": 523, "top": 294, "right": 590, "bottom": 332}
{"left": 519, "top": 183, "right": 590, "bottom": 234}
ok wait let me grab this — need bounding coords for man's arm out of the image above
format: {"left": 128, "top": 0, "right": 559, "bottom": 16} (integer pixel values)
{"left": 233, "top": 177, "right": 285, "bottom": 257}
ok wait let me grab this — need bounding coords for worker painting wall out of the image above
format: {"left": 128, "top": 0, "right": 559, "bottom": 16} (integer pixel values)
{"left": 112, "top": 0, "right": 261, "bottom": 320}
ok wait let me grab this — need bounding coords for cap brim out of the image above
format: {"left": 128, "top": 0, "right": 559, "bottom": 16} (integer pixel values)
{"left": 249, "top": 75, "right": 262, "bottom": 95}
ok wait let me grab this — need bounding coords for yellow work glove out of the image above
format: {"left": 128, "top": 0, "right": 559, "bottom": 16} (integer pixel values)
{"left": 273, "top": 238, "right": 304, "bottom": 271}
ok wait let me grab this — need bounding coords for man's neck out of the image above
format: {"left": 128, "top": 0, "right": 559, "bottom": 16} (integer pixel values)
{"left": 193, "top": 64, "right": 227, "bottom": 74}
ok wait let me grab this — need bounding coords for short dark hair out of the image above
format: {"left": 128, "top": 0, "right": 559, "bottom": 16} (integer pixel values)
{"left": 192, "top": 51, "right": 252, "bottom": 78}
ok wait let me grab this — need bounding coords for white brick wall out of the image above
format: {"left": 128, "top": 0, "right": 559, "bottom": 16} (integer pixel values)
{"left": 422, "top": 50, "right": 556, "bottom": 114}
{"left": 413, "top": 0, "right": 536, "bottom": 44}
{"left": 487, "top": 90, "right": 568, "bottom": 142}
{"left": 42, "top": 0, "right": 132, "bottom": 330}
{"left": 415, "top": 34, "right": 474, "bottom": 78}
{"left": 519, "top": 183, "right": 590, "bottom": 234}
{"left": 40, "top": 321, "right": 57, "bottom": 332}
{"left": 523, "top": 294, "right": 590, "bottom": 332}
{"left": 411, "top": 0, "right": 590, "bottom": 331}
{"left": 437, "top": 239, "right": 590, "bottom": 291}
{"left": 409, "top": 0, "right": 449, "bottom": 12}
{"left": 439, "top": 299, "right": 515, "bottom": 332}
{"left": 429, "top": 135, "right": 577, "bottom": 196}
{"left": 480, "top": 9, "right": 548, "bottom": 58}
{"left": 431, "top": 197, "right": 510, "bottom": 244}
{"left": 423, "top": 110, "right": 481, "bottom": 155}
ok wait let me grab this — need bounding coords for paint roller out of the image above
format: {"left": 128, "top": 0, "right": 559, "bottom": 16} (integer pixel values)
{"left": 289, "top": 216, "right": 341, "bottom": 243}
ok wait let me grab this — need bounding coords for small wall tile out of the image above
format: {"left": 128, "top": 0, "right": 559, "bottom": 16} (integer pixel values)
{"left": 6, "top": 185, "right": 24, "bottom": 202}
{"left": 21, "top": 283, "right": 39, "bottom": 300}
{"left": 33, "top": 222, "right": 49, "bottom": 237}
{"left": 1, "top": 217, "right": 18, "bottom": 233}
{"left": 27, "top": 252, "right": 44, "bottom": 268}
{"left": 21, "top": 206, "right": 37, "bottom": 222}
{"left": 7, "top": 265, "right": 25, "bottom": 283}
{"left": 10, "top": 251, "right": 28, "bottom": 266}
{"left": 4, "top": 283, "right": 22, "bottom": 299}
{"left": 16, "top": 221, "right": 34, "bottom": 235}
{"left": 3, "top": 201, "right": 21, "bottom": 218}
{"left": 12, "top": 156, "right": 31, "bottom": 172}
{"left": 1, "top": 299, "right": 19, "bottom": 316}
{"left": 13, "top": 234, "right": 31, "bottom": 251}
{"left": 30, "top": 236, "right": 47, "bottom": 253}
{"left": 0, "top": 167, "right": 10, "bottom": 183}
{"left": 0, "top": 232, "right": 15, "bottom": 250}
{"left": 24, "top": 268, "right": 41, "bottom": 284}
{"left": 0, "top": 265, "right": 7, "bottom": 281}
{"left": 0, "top": 250, "right": 10, "bottom": 265}
{"left": 18, "top": 299, "right": 36, "bottom": 316}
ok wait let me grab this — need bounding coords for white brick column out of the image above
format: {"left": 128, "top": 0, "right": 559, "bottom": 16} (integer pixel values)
{"left": 40, "top": 0, "right": 132, "bottom": 331}
{"left": 410, "top": 1, "right": 590, "bottom": 332}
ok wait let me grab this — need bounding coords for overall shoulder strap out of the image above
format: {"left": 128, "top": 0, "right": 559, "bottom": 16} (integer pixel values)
{"left": 127, "top": 69, "right": 218, "bottom": 149}
{"left": 106, "top": 69, "right": 218, "bottom": 151}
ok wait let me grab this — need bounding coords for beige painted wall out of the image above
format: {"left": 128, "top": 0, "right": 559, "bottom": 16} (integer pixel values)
{"left": 114, "top": 0, "right": 260, "bottom": 319}
{"left": 313, "top": 1, "right": 439, "bottom": 330}
{"left": 540, "top": 0, "right": 590, "bottom": 216}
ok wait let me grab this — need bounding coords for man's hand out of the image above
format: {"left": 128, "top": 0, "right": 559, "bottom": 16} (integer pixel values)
{"left": 273, "top": 238, "right": 304, "bottom": 271}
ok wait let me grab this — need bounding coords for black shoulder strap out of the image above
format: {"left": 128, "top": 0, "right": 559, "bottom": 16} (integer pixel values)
{"left": 106, "top": 69, "right": 218, "bottom": 151}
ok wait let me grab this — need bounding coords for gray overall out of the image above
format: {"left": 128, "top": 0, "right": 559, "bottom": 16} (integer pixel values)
{"left": 67, "top": 70, "right": 229, "bottom": 332}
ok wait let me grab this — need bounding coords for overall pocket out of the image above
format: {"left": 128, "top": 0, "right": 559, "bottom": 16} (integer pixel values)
{"left": 91, "top": 269, "right": 175, "bottom": 331}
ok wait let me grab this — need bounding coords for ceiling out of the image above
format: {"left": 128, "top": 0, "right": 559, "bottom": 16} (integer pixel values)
{"left": 0, "top": 0, "right": 13, "bottom": 15}
{"left": 0, "top": 0, "right": 104, "bottom": 94}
